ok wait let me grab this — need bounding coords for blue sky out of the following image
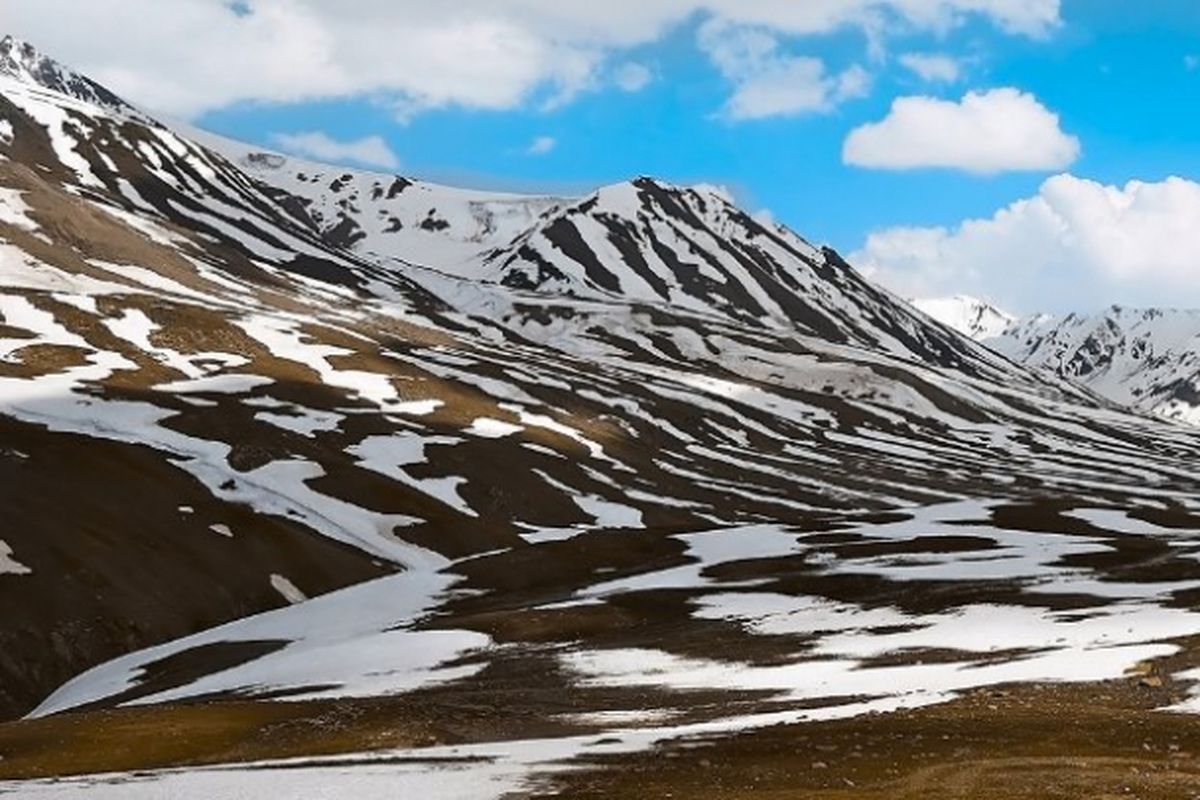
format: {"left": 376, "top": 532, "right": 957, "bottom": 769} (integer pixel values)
{"left": 194, "top": 2, "right": 1199, "bottom": 245}
{"left": 11, "top": 0, "right": 1200, "bottom": 311}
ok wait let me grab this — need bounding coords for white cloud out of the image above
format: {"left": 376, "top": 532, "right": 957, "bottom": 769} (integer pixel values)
{"left": 271, "top": 131, "right": 400, "bottom": 170}
{"left": 614, "top": 61, "right": 654, "bottom": 92}
{"left": 699, "top": 21, "right": 870, "bottom": 119}
{"left": 526, "top": 135, "right": 558, "bottom": 155}
{"left": 700, "top": 0, "right": 1060, "bottom": 38}
{"left": 852, "top": 174, "right": 1200, "bottom": 311}
{"left": 898, "top": 52, "right": 961, "bottom": 82}
{"left": 5, "top": 0, "right": 1061, "bottom": 119}
{"left": 752, "top": 207, "right": 778, "bottom": 227}
{"left": 843, "top": 88, "right": 1079, "bottom": 173}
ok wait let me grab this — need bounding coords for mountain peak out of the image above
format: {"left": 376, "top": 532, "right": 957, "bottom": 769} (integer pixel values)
{"left": 910, "top": 295, "right": 1015, "bottom": 341}
{"left": 0, "top": 34, "right": 134, "bottom": 114}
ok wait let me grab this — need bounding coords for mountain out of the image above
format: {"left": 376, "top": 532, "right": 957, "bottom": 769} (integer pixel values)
{"left": 911, "top": 294, "right": 1016, "bottom": 340}
{"left": 188, "top": 127, "right": 570, "bottom": 273}
{"left": 991, "top": 305, "right": 1200, "bottom": 424}
{"left": 6, "top": 37, "right": 1200, "bottom": 795}
{"left": 208, "top": 136, "right": 1026, "bottom": 379}
{"left": 0, "top": 35, "right": 141, "bottom": 117}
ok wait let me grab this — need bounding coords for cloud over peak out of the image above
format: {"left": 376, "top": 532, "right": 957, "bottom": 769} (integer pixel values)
{"left": 699, "top": 20, "right": 870, "bottom": 120}
{"left": 853, "top": 174, "right": 1200, "bottom": 311}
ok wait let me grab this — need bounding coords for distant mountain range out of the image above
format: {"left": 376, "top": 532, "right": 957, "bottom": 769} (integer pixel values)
{"left": 911, "top": 293, "right": 1200, "bottom": 425}
{"left": 990, "top": 306, "right": 1200, "bottom": 425}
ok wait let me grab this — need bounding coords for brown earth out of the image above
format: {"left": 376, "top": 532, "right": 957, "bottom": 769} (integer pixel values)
{"left": 0, "top": 649, "right": 765, "bottom": 781}
{"left": 542, "top": 645, "right": 1200, "bottom": 800}
{"left": 0, "top": 414, "right": 394, "bottom": 719}
{"left": 1, "top": 648, "right": 1200, "bottom": 798}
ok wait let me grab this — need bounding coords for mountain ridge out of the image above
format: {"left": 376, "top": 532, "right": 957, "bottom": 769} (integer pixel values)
{"left": 991, "top": 304, "right": 1200, "bottom": 424}
{"left": 911, "top": 294, "right": 1016, "bottom": 341}
{"left": 0, "top": 35, "right": 144, "bottom": 118}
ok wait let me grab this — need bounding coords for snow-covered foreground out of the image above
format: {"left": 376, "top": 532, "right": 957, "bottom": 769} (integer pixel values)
{"left": 31, "top": 569, "right": 489, "bottom": 716}
{"left": 0, "top": 745, "right": 558, "bottom": 800}
{"left": 12, "top": 500, "right": 1200, "bottom": 797}
{"left": 32, "top": 501, "right": 1200, "bottom": 719}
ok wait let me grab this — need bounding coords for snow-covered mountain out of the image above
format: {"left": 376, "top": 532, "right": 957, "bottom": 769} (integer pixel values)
{"left": 482, "top": 182, "right": 1008, "bottom": 368}
{"left": 991, "top": 306, "right": 1200, "bottom": 424}
{"left": 913, "top": 292, "right": 1200, "bottom": 425}
{"left": 0, "top": 35, "right": 142, "bottom": 117}
{"left": 210, "top": 135, "right": 1021, "bottom": 378}
{"left": 911, "top": 294, "right": 1015, "bottom": 340}
{"left": 8, "top": 36, "right": 1200, "bottom": 795}
{"left": 188, "top": 127, "right": 570, "bottom": 273}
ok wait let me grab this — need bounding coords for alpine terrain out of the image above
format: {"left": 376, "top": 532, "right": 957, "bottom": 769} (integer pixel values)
{"left": 5, "top": 36, "right": 1200, "bottom": 798}
{"left": 991, "top": 306, "right": 1200, "bottom": 426}
{"left": 910, "top": 294, "right": 1016, "bottom": 341}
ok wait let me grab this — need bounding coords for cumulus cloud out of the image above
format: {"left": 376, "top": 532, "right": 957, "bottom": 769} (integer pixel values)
{"left": 5, "top": 0, "right": 1061, "bottom": 119}
{"left": 898, "top": 52, "right": 961, "bottom": 82}
{"left": 526, "top": 135, "right": 558, "bottom": 155}
{"left": 843, "top": 88, "right": 1079, "bottom": 173}
{"left": 700, "top": 21, "right": 870, "bottom": 119}
{"left": 271, "top": 131, "right": 400, "bottom": 170}
{"left": 852, "top": 174, "right": 1200, "bottom": 311}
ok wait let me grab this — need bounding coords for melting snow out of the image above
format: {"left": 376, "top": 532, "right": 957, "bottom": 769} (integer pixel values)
{"left": 254, "top": 407, "right": 344, "bottom": 437}
{"left": 349, "top": 435, "right": 474, "bottom": 517}
{"left": 0, "top": 186, "right": 39, "bottom": 232}
{"left": 0, "top": 540, "right": 32, "bottom": 575}
{"left": 464, "top": 417, "right": 523, "bottom": 438}
{"left": 270, "top": 573, "right": 307, "bottom": 605}
{"left": 154, "top": 374, "right": 274, "bottom": 394}
{"left": 31, "top": 569, "right": 489, "bottom": 715}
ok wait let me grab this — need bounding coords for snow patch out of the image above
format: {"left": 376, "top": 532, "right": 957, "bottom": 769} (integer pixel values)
{"left": 465, "top": 417, "right": 523, "bottom": 438}
{"left": 0, "top": 540, "right": 32, "bottom": 575}
{"left": 0, "top": 187, "right": 39, "bottom": 232}
{"left": 32, "top": 570, "right": 488, "bottom": 715}
{"left": 155, "top": 374, "right": 274, "bottom": 394}
{"left": 270, "top": 574, "right": 307, "bottom": 605}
